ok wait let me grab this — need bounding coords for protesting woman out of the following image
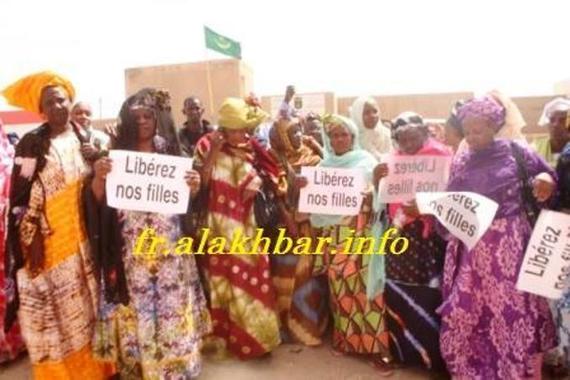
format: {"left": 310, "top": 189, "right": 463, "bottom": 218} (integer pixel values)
{"left": 86, "top": 88, "right": 211, "bottom": 379}
{"left": 438, "top": 96, "right": 557, "bottom": 379}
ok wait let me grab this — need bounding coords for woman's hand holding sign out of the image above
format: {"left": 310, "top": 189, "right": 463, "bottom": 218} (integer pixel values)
{"left": 373, "top": 163, "right": 388, "bottom": 190}
{"left": 533, "top": 172, "right": 555, "bottom": 202}
{"left": 295, "top": 175, "right": 308, "bottom": 190}
{"left": 185, "top": 169, "right": 201, "bottom": 199}
{"left": 402, "top": 199, "right": 420, "bottom": 218}
{"left": 92, "top": 156, "right": 113, "bottom": 202}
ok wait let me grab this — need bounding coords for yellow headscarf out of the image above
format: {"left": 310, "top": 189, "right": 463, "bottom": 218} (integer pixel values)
{"left": 218, "top": 97, "right": 268, "bottom": 130}
{"left": 2, "top": 71, "right": 75, "bottom": 114}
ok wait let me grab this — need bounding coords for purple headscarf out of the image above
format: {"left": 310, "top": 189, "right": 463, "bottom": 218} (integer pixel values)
{"left": 458, "top": 96, "right": 506, "bottom": 130}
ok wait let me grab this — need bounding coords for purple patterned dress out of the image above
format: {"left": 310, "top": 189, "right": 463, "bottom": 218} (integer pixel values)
{"left": 438, "top": 139, "right": 557, "bottom": 379}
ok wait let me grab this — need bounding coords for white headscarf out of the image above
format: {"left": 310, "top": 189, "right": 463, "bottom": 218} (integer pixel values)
{"left": 349, "top": 96, "right": 392, "bottom": 162}
{"left": 489, "top": 90, "right": 527, "bottom": 143}
{"left": 538, "top": 97, "right": 570, "bottom": 127}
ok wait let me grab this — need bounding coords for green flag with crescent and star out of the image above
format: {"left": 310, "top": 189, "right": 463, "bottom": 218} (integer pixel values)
{"left": 204, "top": 26, "right": 241, "bottom": 59}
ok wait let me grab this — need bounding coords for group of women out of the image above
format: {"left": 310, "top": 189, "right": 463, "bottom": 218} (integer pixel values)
{"left": 0, "top": 71, "right": 569, "bottom": 380}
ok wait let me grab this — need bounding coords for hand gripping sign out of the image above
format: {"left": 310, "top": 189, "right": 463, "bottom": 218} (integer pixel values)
{"left": 106, "top": 150, "right": 193, "bottom": 214}
{"left": 416, "top": 191, "right": 499, "bottom": 250}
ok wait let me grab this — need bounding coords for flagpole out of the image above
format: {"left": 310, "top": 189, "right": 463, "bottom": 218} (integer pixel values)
{"left": 204, "top": 48, "right": 215, "bottom": 119}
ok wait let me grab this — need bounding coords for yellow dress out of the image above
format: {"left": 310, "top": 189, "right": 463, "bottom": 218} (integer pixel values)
{"left": 16, "top": 129, "right": 113, "bottom": 379}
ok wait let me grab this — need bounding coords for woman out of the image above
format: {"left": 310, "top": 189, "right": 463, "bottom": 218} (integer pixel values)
{"left": 297, "top": 114, "right": 391, "bottom": 371}
{"left": 350, "top": 96, "right": 392, "bottom": 162}
{"left": 302, "top": 112, "right": 324, "bottom": 146}
{"left": 268, "top": 117, "right": 328, "bottom": 346}
{"left": 439, "top": 96, "right": 557, "bottom": 379}
{"left": 2, "top": 72, "right": 112, "bottom": 379}
{"left": 193, "top": 98, "right": 281, "bottom": 360}
{"left": 86, "top": 88, "right": 211, "bottom": 379}
{"left": 534, "top": 98, "right": 570, "bottom": 167}
{"left": 382, "top": 112, "right": 451, "bottom": 373}
{"left": 0, "top": 118, "right": 25, "bottom": 363}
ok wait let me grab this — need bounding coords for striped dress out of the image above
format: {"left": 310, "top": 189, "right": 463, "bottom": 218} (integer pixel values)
{"left": 194, "top": 135, "right": 281, "bottom": 359}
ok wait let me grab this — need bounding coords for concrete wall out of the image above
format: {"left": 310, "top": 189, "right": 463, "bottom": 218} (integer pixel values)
{"left": 125, "top": 59, "right": 254, "bottom": 126}
{"left": 260, "top": 92, "right": 336, "bottom": 118}
{"left": 337, "top": 92, "right": 474, "bottom": 120}
{"left": 515, "top": 95, "right": 557, "bottom": 134}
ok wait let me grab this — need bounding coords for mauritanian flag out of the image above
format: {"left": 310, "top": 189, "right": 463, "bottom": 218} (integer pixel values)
{"left": 204, "top": 26, "right": 241, "bottom": 59}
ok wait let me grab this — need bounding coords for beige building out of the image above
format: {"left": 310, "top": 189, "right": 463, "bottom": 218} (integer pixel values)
{"left": 125, "top": 59, "right": 254, "bottom": 126}
{"left": 260, "top": 92, "right": 337, "bottom": 117}
{"left": 122, "top": 59, "right": 556, "bottom": 141}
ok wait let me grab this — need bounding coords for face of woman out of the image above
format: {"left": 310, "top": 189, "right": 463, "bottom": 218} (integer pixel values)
{"left": 287, "top": 122, "right": 303, "bottom": 150}
{"left": 362, "top": 103, "right": 379, "bottom": 129}
{"left": 40, "top": 86, "right": 71, "bottom": 128}
{"left": 304, "top": 118, "right": 323, "bottom": 143}
{"left": 224, "top": 128, "right": 248, "bottom": 145}
{"left": 329, "top": 124, "right": 353, "bottom": 155}
{"left": 548, "top": 110, "right": 569, "bottom": 143}
{"left": 130, "top": 107, "right": 156, "bottom": 143}
{"left": 396, "top": 127, "right": 428, "bottom": 155}
{"left": 444, "top": 124, "right": 464, "bottom": 151}
{"left": 462, "top": 116, "right": 496, "bottom": 151}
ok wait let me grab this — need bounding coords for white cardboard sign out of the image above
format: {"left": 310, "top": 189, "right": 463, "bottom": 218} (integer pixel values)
{"left": 516, "top": 210, "right": 570, "bottom": 299}
{"left": 298, "top": 166, "right": 366, "bottom": 216}
{"left": 379, "top": 155, "right": 452, "bottom": 203}
{"left": 106, "top": 150, "right": 192, "bottom": 214}
{"left": 416, "top": 191, "right": 499, "bottom": 250}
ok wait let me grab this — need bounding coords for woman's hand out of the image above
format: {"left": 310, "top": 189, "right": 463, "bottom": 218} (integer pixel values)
{"left": 210, "top": 131, "right": 225, "bottom": 154}
{"left": 533, "top": 173, "right": 555, "bottom": 202}
{"left": 92, "top": 157, "right": 112, "bottom": 203}
{"left": 105, "top": 123, "right": 118, "bottom": 139}
{"left": 93, "top": 157, "right": 113, "bottom": 181}
{"left": 243, "top": 189, "right": 257, "bottom": 203}
{"left": 294, "top": 175, "right": 308, "bottom": 190}
{"left": 185, "top": 169, "right": 201, "bottom": 198}
{"left": 373, "top": 163, "right": 389, "bottom": 185}
{"left": 81, "top": 143, "right": 99, "bottom": 159}
{"left": 402, "top": 199, "right": 420, "bottom": 218}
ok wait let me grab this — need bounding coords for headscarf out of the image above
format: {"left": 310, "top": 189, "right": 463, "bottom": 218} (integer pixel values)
{"left": 456, "top": 92, "right": 528, "bottom": 154}
{"left": 392, "top": 111, "right": 426, "bottom": 136}
{"left": 270, "top": 117, "right": 321, "bottom": 170}
{"left": 115, "top": 88, "right": 181, "bottom": 156}
{"left": 315, "top": 114, "right": 378, "bottom": 180}
{"left": 489, "top": 90, "right": 526, "bottom": 141}
{"left": 309, "top": 114, "right": 387, "bottom": 298}
{"left": 538, "top": 97, "right": 570, "bottom": 127}
{"left": 458, "top": 95, "right": 507, "bottom": 131}
{"left": 218, "top": 97, "right": 268, "bottom": 130}
{"left": 2, "top": 71, "right": 75, "bottom": 114}
{"left": 350, "top": 96, "right": 392, "bottom": 162}
{"left": 390, "top": 112, "right": 452, "bottom": 237}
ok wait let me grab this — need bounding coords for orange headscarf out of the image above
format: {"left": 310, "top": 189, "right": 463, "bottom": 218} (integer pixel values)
{"left": 2, "top": 71, "right": 75, "bottom": 114}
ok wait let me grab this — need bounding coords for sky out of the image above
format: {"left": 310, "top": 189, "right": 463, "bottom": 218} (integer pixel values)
{"left": 1, "top": 0, "right": 568, "bottom": 118}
